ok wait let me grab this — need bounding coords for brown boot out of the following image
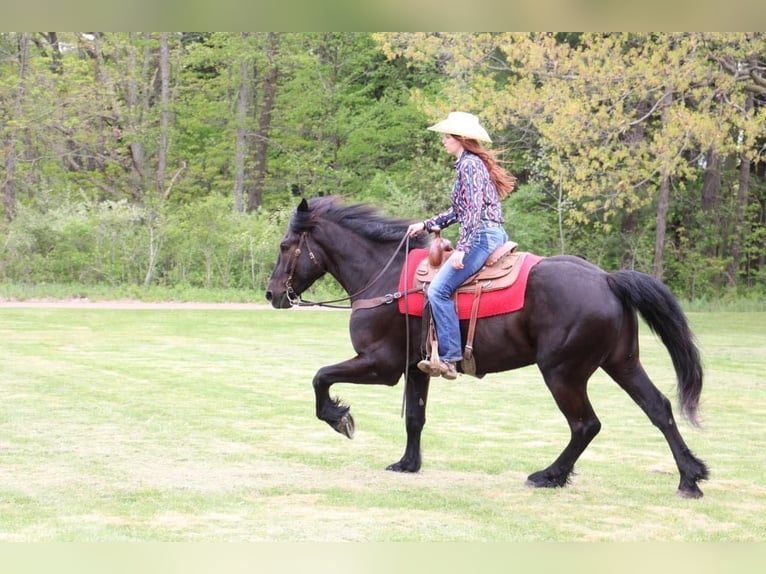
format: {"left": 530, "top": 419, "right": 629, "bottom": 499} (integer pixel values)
{"left": 439, "top": 361, "right": 458, "bottom": 380}
{"left": 417, "top": 359, "right": 442, "bottom": 378}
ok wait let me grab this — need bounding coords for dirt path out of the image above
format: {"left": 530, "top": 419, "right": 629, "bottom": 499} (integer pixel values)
{"left": 0, "top": 298, "right": 347, "bottom": 311}
{"left": 0, "top": 298, "right": 276, "bottom": 310}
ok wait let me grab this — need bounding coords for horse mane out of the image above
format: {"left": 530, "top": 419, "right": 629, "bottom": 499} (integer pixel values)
{"left": 291, "top": 196, "right": 429, "bottom": 248}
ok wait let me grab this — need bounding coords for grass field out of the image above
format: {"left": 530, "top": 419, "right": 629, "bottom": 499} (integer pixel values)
{"left": 0, "top": 304, "right": 764, "bottom": 542}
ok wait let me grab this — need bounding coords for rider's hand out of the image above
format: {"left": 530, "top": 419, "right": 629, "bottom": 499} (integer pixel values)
{"left": 407, "top": 221, "right": 426, "bottom": 237}
{"left": 451, "top": 250, "right": 465, "bottom": 269}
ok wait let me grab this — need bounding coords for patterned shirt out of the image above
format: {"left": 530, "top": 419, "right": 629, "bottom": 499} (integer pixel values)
{"left": 423, "top": 151, "right": 504, "bottom": 253}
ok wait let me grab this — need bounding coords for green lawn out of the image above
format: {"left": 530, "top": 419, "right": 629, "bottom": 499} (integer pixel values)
{"left": 1, "top": 306, "right": 764, "bottom": 541}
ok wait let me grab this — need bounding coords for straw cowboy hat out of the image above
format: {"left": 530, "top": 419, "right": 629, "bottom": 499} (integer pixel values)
{"left": 427, "top": 111, "right": 492, "bottom": 143}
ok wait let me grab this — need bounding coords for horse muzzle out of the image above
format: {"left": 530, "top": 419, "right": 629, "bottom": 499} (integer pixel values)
{"left": 264, "top": 287, "right": 293, "bottom": 309}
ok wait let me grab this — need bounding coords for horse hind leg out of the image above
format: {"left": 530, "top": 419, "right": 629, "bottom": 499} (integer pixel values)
{"left": 603, "top": 361, "right": 708, "bottom": 498}
{"left": 527, "top": 367, "right": 602, "bottom": 489}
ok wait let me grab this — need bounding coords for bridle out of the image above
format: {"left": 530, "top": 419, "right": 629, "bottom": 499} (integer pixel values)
{"left": 284, "top": 232, "right": 318, "bottom": 306}
{"left": 283, "top": 230, "right": 412, "bottom": 309}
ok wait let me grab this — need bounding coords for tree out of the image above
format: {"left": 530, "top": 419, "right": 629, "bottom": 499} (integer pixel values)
{"left": 156, "top": 32, "right": 170, "bottom": 199}
{"left": 2, "top": 32, "right": 763, "bottom": 297}
{"left": 1, "top": 32, "right": 30, "bottom": 221}
{"left": 268, "top": 33, "right": 439, "bottom": 207}
{"left": 248, "top": 32, "right": 281, "bottom": 213}
{"left": 233, "top": 33, "right": 252, "bottom": 213}
{"left": 376, "top": 32, "right": 766, "bottom": 289}
{"left": 122, "top": 32, "right": 152, "bottom": 199}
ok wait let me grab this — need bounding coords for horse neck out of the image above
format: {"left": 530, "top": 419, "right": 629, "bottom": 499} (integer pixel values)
{"left": 315, "top": 225, "right": 403, "bottom": 298}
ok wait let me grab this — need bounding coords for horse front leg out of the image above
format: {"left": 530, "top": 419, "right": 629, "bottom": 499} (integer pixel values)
{"left": 312, "top": 354, "right": 399, "bottom": 439}
{"left": 386, "top": 367, "right": 430, "bottom": 473}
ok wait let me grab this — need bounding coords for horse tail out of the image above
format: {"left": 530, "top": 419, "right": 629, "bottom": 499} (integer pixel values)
{"left": 606, "top": 270, "right": 703, "bottom": 427}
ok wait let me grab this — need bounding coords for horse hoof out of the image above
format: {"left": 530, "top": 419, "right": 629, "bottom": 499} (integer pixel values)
{"left": 525, "top": 478, "right": 557, "bottom": 489}
{"left": 525, "top": 470, "right": 569, "bottom": 489}
{"left": 386, "top": 460, "right": 420, "bottom": 473}
{"left": 336, "top": 412, "right": 355, "bottom": 439}
{"left": 676, "top": 487, "right": 703, "bottom": 499}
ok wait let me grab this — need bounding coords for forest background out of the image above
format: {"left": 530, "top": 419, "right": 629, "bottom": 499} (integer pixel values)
{"left": 1, "top": 32, "right": 764, "bottom": 304}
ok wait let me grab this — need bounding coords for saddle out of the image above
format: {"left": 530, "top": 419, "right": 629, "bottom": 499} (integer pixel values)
{"left": 417, "top": 231, "right": 525, "bottom": 377}
{"left": 351, "top": 231, "right": 536, "bottom": 377}
{"left": 413, "top": 235, "right": 523, "bottom": 294}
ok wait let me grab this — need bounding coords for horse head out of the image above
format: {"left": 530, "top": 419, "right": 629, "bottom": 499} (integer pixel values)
{"left": 266, "top": 196, "right": 429, "bottom": 309}
{"left": 265, "top": 198, "right": 328, "bottom": 308}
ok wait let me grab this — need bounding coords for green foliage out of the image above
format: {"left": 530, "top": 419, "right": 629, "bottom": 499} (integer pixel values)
{"left": 1, "top": 32, "right": 764, "bottom": 301}
{"left": 0, "top": 198, "right": 146, "bottom": 284}
{"left": 376, "top": 32, "right": 766, "bottom": 298}
{"left": 267, "top": 33, "right": 441, "bottom": 203}
{"left": 502, "top": 182, "right": 563, "bottom": 255}
{"left": 0, "top": 194, "right": 286, "bottom": 292}
{"left": 160, "top": 194, "right": 286, "bottom": 290}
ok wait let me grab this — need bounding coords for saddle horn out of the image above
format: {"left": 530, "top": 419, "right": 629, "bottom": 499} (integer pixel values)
{"left": 428, "top": 228, "right": 453, "bottom": 268}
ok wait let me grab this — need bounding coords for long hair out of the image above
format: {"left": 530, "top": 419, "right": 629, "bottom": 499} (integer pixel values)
{"left": 456, "top": 137, "right": 517, "bottom": 199}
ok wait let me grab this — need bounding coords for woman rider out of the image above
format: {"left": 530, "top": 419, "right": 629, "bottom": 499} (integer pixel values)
{"left": 407, "top": 111, "right": 516, "bottom": 379}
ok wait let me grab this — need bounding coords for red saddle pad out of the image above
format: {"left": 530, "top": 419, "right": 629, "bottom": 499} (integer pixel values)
{"left": 398, "top": 249, "right": 543, "bottom": 319}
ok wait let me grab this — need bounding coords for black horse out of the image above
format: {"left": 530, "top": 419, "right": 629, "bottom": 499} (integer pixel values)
{"left": 266, "top": 197, "right": 708, "bottom": 498}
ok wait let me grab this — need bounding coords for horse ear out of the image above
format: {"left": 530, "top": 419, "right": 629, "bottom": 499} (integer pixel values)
{"left": 297, "top": 198, "right": 309, "bottom": 212}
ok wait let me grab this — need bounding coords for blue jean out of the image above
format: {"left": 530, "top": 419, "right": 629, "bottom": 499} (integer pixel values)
{"left": 428, "top": 226, "right": 508, "bottom": 363}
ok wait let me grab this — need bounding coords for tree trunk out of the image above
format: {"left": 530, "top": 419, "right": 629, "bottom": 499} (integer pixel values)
{"left": 247, "top": 32, "right": 280, "bottom": 213}
{"left": 700, "top": 148, "right": 721, "bottom": 215}
{"left": 2, "top": 33, "right": 30, "bottom": 222}
{"left": 92, "top": 33, "right": 111, "bottom": 174}
{"left": 653, "top": 174, "right": 671, "bottom": 279}
{"left": 46, "top": 32, "right": 63, "bottom": 75}
{"left": 233, "top": 33, "right": 251, "bottom": 213}
{"left": 156, "top": 32, "right": 170, "bottom": 198}
{"left": 652, "top": 86, "right": 673, "bottom": 280}
{"left": 727, "top": 89, "right": 755, "bottom": 287}
{"left": 619, "top": 211, "right": 638, "bottom": 269}
{"left": 125, "top": 32, "right": 146, "bottom": 199}
{"left": 620, "top": 97, "right": 650, "bottom": 269}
